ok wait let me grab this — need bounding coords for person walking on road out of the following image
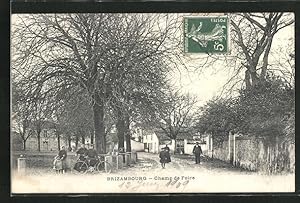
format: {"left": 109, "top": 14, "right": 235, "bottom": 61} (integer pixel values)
{"left": 159, "top": 148, "right": 169, "bottom": 169}
{"left": 164, "top": 145, "right": 171, "bottom": 163}
{"left": 192, "top": 142, "right": 203, "bottom": 164}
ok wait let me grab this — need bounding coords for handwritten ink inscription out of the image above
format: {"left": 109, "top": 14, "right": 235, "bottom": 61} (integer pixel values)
{"left": 116, "top": 176, "right": 195, "bottom": 192}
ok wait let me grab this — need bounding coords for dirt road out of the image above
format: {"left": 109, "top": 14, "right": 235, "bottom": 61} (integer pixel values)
{"left": 11, "top": 152, "right": 294, "bottom": 193}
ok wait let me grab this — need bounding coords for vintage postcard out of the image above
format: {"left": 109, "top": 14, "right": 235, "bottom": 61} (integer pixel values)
{"left": 11, "top": 12, "right": 295, "bottom": 193}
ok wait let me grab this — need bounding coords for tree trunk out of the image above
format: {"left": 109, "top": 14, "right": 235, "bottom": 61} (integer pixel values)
{"left": 245, "top": 68, "right": 259, "bottom": 89}
{"left": 211, "top": 134, "right": 214, "bottom": 159}
{"left": 260, "top": 41, "right": 272, "bottom": 80}
{"left": 93, "top": 94, "right": 106, "bottom": 154}
{"left": 116, "top": 110, "right": 125, "bottom": 152}
{"left": 75, "top": 135, "right": 79, "bottom": 149}
{"left": 37, "top": 131, "right": 41, "bottom": 152}
{"left": 250, "top": 70, "right": 259, "bottom": 87}
{"left": 245, "top": 70, "right": 251, "bottom": 89}
{"left": 125, "top": 115, "right": 131, "bottom": 152}
{"left": 90, "top": 129, "right": 94, "bottom": 144}
{"left": 57, "top": 134, "right": 61, "bottom": 151}
{"left": 81, "top": 135, "right": 85, "bottom": 145}
{"left": 68, "top": 135, "right": 71, "bottom": 149}
{"left": 23, "top": 140, "right": 26, "bottom": 151}
{"left": 174, "top": 139, "right": 177, "bottom": 154}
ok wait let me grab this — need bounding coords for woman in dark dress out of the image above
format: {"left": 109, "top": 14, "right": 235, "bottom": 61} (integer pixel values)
{"left": 164, "top": 145, "right": 171, "bottom": 163}
{"left": 159, "top": 148, "right": 168, "bottom": 169}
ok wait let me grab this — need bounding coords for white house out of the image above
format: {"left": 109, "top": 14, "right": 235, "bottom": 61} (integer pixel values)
{"left": 143, "top": 130, "right": 209, "bottom": 154}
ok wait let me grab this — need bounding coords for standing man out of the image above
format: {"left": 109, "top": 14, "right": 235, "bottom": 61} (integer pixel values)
{"left": 192, "top": 142, "right": 203, "bottom": 164}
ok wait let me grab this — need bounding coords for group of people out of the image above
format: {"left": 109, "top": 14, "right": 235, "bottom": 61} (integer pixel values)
{"left": 53, "top": 142, "right": 204, "bottom": 172}
{"left": 158, "top": 142, "right": 203, "bottom": 169}
{"left": 53, "top": 143, "right": 98, "bottom": 173}
{"left": 74, "top": 143, "right": 99, "bottom": 170}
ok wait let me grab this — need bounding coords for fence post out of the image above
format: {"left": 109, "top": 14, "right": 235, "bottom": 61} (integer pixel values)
{"left": 104, "top": 155, "right": 113, "bottom": 173}
{"left": 125, "top": 152, "right": 131, "bottom": 166}
{"left": 131, "top": 151, "right": 137, "bottom": 163}
{"left": 210, "top": 135, "right": 214, "bottom": 159}
{"left": 228, "top": 133, "right": 231, "bottom": 161}
{"left": 111, "top": 155, "right": 118, "bottom": 170}
{"left": 17, "top": 155, "right": 26, "bottom": 174}
{"left": 233, "top": 134, "right": 236, "bottom": 166}
{"left": 117, "top": 154, "right": 123, "bottom": 169}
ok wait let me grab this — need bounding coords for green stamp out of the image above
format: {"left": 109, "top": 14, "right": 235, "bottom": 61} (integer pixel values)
{"left": 184, "top": 16, "right": 228, "bottom": 53}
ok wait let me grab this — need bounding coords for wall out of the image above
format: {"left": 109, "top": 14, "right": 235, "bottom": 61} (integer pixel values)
{"left": 234, "top": 138, "right": 259, "bottom": 171}
{"left": 213, "top": 134, "right": 295, "bottom": 173}
{"left": 213, "top": 140, "right": 229, "bottom": 162}
{"left": 203, "top": 135, "right": 213, "bottom": 157}
{"left": 143, "top": 133, "right": 159, "bottom": 153}
{"left": 143, "top": 132, "right": 167, "bottom": 153}
{"left": 235, "top": 137, "right": 295, "bottom": 173}
{"left": 184, "top": 140, "right": 208, "bottom": 155}
{"left": 11, "top": 151, "right": 76, "bottom": 169}
{"left": 124, "top": 140, "right": 144, "bottom": 152}
{"left": 152, "top": 136, "right": 159, "bottom": 153}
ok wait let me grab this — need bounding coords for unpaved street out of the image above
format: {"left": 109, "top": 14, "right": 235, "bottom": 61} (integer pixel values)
{"left": 12, "top": 152, "right": 294, "bottom": 193}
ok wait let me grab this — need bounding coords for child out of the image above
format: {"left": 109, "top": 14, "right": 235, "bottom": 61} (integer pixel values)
{"left": 53, "top": 155, "right": 63, "bottom": 174}
{"left": 53, "top": 146, "right": 67, "bottom": 174}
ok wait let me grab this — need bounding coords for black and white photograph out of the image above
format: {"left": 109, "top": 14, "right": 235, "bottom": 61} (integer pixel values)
{"left": 10, "top": 12, "right": 295, "bottom": 193}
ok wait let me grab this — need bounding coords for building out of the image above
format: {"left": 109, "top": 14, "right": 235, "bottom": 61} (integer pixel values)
{"left": 143, "top": 130, "right": 210, "bottom": 154}
{"left": 143, "top": 130, "right": 173, "bottom": 153}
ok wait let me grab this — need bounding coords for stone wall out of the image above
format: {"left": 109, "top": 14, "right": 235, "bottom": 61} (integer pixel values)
{"left": 235, "top": 137, "right": 295, "bottom": 173}
{"left": 213, "top": 135, "right": 295, "bottom": 173}
{"left": 234, "top": 138, "right": 260, "bottom": 171}
{"left": 213, "top": 140, "right": 229, "bottom": 162}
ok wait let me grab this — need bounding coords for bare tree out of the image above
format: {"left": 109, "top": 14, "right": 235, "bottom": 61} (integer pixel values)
{"left": 268, "top": 38, "right": 295, "bottom": 88}
{"left": 11, "top": 13, "right": 181, "bottom": 153}
{"left": 230, "top": 13, "right": 294, "bottom": 88}
{"left": 185, "top": 13, "right": 294, "bottom": 97}
{"left": 30, "top": 96, "right": 54, "bottom": 151}
{"left": 153, "top": 90, "right": 197, "bottom": 151}
{"left": 12, "top": 105, "right": 34, "bottom": 151}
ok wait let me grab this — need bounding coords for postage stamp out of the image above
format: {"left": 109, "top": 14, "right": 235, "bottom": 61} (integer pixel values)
{"left": 184, "top": 16, "right": 229, "bottom": 53}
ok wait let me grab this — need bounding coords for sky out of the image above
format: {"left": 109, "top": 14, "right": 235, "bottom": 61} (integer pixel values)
{"left": 169, "top": 13, "right": 295, "bottom": 107}
{"left": 11, "top": 13, "right": 295, "bottom": 108}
